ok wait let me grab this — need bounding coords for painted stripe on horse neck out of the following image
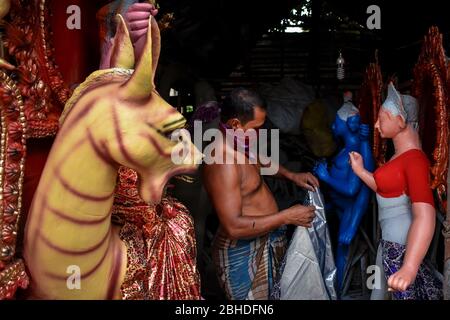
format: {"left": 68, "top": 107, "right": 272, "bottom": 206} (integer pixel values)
{"left": 55, "top": 168, "right": 114, "bottom": 202}
{"left": 44, "top": 244, "right": 110, "bottom": 280}
{"left": 46, "top": 201, "right": 111, "bottom": 225}
{"left": 38, "top": 227, "right": 111, "bottom": 255}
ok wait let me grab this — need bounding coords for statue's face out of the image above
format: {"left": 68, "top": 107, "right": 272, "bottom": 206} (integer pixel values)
{"left": 375, "top": 108, "right": 405, "bottom": 138}
{"left": 106, "top": 89, "right": 202, "bottom": 204}
{"left": 71, "top": 13, "right": 202, "bottom": 204}
{"left": 332, "top": 114, "right": 360, "bottom": 140}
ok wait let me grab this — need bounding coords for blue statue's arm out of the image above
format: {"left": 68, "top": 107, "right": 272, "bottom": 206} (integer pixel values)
{"left": 359, "top": 124, "right": 375, "bottom": 176}
{"left": 360, "top": 143, "right": 375, "bottom": 172}
{"left": 359, "top": 124, "right": 375, "bottom": 172}
{"left": 321, "top": 124, "right": 375, "bottom": 197}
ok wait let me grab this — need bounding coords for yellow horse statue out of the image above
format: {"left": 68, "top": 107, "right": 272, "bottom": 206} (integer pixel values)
{"left": 23, "top": 14, "right": 201, "bottom": 299}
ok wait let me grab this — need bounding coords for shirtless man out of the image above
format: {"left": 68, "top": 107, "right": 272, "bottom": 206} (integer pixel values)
{"left": 202, "top": 87, "right": 319, "bottom": 300}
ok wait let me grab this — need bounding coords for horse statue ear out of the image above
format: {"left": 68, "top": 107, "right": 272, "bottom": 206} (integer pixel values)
{"left": 149, "top": 15, "right": 161, "bottom": 86}
{"left": 109, "top": 14, "right": 135, "bottom": 69}
{"left": 120, "top": 15, "right": 160, "bottom": 101}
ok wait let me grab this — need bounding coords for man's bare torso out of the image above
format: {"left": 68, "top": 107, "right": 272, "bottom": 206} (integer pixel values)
{"left": 204, "top": 138, "right": 278, "bottom": 217}
{"left": 239, "top": 162, "right": 279, "bottom": 216}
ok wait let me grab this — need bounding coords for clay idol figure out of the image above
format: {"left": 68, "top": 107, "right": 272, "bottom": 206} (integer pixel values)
{"left": 314, "top": 91, "right": 374, "bottom": 289}
{"left": 350, "top": 82, "right": 442, "bottom": 299}
{"left": 23, "top": 4, "right": 202, "bottom": 299}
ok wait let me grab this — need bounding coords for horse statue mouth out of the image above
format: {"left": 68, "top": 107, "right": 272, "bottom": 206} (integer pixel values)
{"left": 137, "top": 116, "right": 202, "bottom": 204}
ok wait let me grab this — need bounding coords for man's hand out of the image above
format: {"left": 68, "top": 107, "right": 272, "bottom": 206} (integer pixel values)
{"left": 387, "top": 265, "right": 418, "bottom": 292}
{"left": 289, "top": 172, "right": 319, "bottom": 191}
{"left": 283, "top": 205, "right": 316, "bottom": 228}
{"left": 124, "top": 3, "right": 158, "bottom": 59}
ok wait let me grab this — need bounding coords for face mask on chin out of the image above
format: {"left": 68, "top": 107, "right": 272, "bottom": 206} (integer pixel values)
{"left": 219, "top": 122, "right": 257, "bottom": 162}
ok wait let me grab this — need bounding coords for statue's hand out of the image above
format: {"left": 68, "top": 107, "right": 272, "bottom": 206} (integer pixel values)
{"left": 125, "top": 3, "right": 159, "bottom": 58}
{"left": 349, "top": 151, "right": 364, "bottom": 176}
{"left": 359, "top": 124, "right": 370, "bottom": 141}
{"left": 387, "top": 265, "right": 418, "bottom": 292}
{"left": 313, "top": 161, "right": 329, "bottom": 181}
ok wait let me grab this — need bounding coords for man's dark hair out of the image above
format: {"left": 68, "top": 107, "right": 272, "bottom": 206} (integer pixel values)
{"left": 220, "top": 87, "right": 266, "bottom": 124}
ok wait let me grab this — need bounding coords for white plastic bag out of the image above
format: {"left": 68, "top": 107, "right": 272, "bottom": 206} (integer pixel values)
{"left": 278, "top": 188, "right": 337, "bottom": 300}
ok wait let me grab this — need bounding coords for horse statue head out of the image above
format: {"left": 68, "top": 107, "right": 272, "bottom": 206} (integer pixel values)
{"left": 60, "top": 14, "right": 202, "bottom": 204}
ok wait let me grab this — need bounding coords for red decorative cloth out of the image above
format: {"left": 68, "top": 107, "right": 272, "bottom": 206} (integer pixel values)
{"left": 112, "top": 167, "right": 201, "bottom": 300}
{"left": 374, "top": 149, "right": 435, "bottom": 207}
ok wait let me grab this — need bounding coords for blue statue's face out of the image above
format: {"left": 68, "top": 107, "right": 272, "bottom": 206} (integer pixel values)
{"left": 332, "top": 116, "right": 347, "bottom": 138}
{"left": 332, "top": 114, "right": 360, "bottom": 139}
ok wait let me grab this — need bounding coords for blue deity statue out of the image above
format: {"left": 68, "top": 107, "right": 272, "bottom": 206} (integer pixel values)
{"left": 313, "top": 92, "right": 374, "bottom": 290}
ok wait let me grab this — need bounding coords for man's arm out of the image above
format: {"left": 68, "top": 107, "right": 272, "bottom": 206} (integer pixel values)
{"left": 280, "top": 166, "right": 319, "bottom": 191}
{"left": 259, "top": 155, "right": 319, "bottom": 191}
{"left": 202, "top": 163, "right": 315, "bottom": 240}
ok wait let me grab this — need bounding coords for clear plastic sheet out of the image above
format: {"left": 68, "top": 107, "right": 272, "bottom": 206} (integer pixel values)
{"left": 272, "top": 188, "right": 337, "bottom": 300}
